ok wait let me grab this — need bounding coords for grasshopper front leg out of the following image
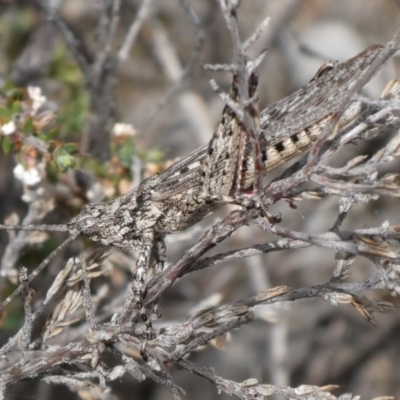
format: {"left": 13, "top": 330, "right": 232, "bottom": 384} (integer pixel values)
{"left": 119, "top": 230, "right": 155, "bottom": 326}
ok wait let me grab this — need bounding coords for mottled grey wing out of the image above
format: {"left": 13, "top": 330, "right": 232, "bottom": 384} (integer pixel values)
{"left": 260, "top": 45, "right": 383, "bottom": 139}
{"left": 150, "top": 45, "right": 383, "bottom": 200}
{"left": 148, "top": 145, "right": 206, "bottom": 200}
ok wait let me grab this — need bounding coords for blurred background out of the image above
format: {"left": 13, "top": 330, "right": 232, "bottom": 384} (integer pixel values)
{"left": 1, "top": 1, "right": 400, "bottom": 399}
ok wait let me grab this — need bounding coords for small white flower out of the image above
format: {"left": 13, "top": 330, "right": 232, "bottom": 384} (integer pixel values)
{"left": 1, "top": 121, "right": 16, "bottom": 135}
{"left": 13, "top": 164, "right": 41, "bottom": 186}
{"left": 112, "top": 122, "right": 136, "bottom": 137}
{"left": 27, "top": 86, "right": 46, "bottom": 115}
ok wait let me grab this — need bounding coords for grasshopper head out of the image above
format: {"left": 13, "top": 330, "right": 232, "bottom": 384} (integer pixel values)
{"left": 67, "top": 197, "right": 141, "bottom": 248}
{"left": 68, "top": 203, "right": 106, "bottom": 238}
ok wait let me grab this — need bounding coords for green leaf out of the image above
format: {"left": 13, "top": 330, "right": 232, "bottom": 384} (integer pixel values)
{"left": 115, "top": 138, "right": 135, "bottom": 168}
{"left": 36, "top": 133, "right": 48, "bottom": 141}
{"left": 11, "top": 101, "right": 21, "bottom": 115}
{"left": 45, "top": 160, "right": 60, "bottom": 184}
{"left": 22, "top": 118, "right": 34, "bottom": 135}
{"left": 3, "top": 80, "right": 16, "bottom": 93}
{"left": 145, "top": 149, "right": 165, "bottom": 163}
{"left": 83, "top": 158, "right": 108, "bottom": 177}
{"left": 1, "top": 137, "right": 12, "bottom": 154}
{"left": 0, "top": 107, "right": 11, "bottom": 120}
{"left": 9, "top": 88, "right": 25, "bottom": 102}
{"left": 47, "top": 128, "right": 59, "bottom": 140}
{"left": 54, "top": 148, "right": 77, "bottom": 172}
{"left": 62, "top": 142, "right": 79, "bottom": 155}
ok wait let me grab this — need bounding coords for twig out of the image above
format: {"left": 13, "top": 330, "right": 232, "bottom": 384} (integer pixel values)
{"left": 117, "top": 0, "right": 154, "bottom": 64}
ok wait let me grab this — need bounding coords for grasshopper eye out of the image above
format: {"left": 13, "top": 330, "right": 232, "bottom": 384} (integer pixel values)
{"left": 75, "top": 213, "right": 99, "bottom": 236}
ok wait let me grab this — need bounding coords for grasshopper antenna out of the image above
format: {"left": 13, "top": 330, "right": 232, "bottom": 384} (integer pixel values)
{"left": 0, "top": 232, "right": 79, "bottom": 313}
{"left": 0, "top": 224, "right": 69, "bottom": 232}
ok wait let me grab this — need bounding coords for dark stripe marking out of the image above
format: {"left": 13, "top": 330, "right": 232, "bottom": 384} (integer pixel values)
{"left": 274, "top": 142, "right": 285, "bottom": 152}
{"left": 291, "top": 133, "right": 299, "bottom": 143}
{"left": 262, "top": 149, "right": 267, "bottom": 162}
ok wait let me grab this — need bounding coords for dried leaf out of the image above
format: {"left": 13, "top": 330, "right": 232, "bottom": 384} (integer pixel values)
{"left": 356, "top": 234, "right": 399, "bottom": 259}
{"left": 43, "top": 286, "right": 83, "bottom": 341}
{"left": 256, "top": 286, "right": 291, "bottom": 302}
{"left": 294, "top": 384, "right": 339, "bottom": 395}
{"left": 255, "top": 385, "right": 275, "bottom": 396}
{"left": 214, "top": 305, "right": 249, "bottom": 321}
{"left": 46, "top": 258, "right": 74, "bottom": 301}
{"left": 343, "top": 155, "right": 368, "bottom": 170}
{"left": 324, "top": 292, "right": 353, "bottom": 306}
{"left": 108, "top": 366, "right": 126, "bottom": 381}
{"left": 381, "top": 78, "right": 400, "bottom": 99}
{"left": 333, "top": 251, "right": 355, "bottom": 279}
{"left": 241, "top": 378, "right": 259, "bottom": 387}
{"left": 211, "top": 333, "right": 228, "bottom": 348}
{"left": 351, "top": 297, "right": 376, "bottom": 325}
